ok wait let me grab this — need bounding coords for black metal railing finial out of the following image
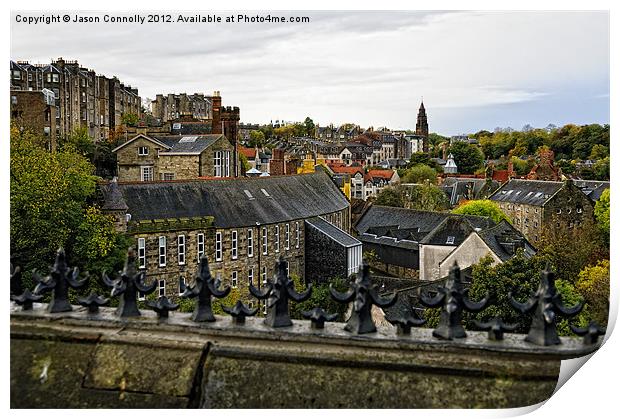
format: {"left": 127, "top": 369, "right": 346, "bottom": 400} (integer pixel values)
{"left": 420, "top": 261, "right": 489, "bottom": 340}
{"left": 103, "top": 247, "right": 156, "bottom": 317}
{"left": 510, "top": 263, "right": 583, "bottom": 346}
{"left": 180, "top": 255, "right": 231, "bottom": 322}
{"left": 33, "top": 248, "right": 89, "bottom": 313}
{"left": 250, "top": 256, "right": 312, "bottom": 327}
{"left": 330, "top": 261, "right": 397, "bottom": 334}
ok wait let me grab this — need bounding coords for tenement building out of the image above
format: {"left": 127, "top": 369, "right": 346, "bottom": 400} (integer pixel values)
{"left": 10, "top": 58, "right": 140, "bottom": 141}
{"left": 10, "top": 89, "right": 57, "bottom": 151}
{"left": 112, "top": 133, "right": 236, "bottom": 181}
{"left": 99, "top": 170, "right": 360, "bottom": 309}
{"left": 488, "top": 178, "right": 595, "bottom": 244}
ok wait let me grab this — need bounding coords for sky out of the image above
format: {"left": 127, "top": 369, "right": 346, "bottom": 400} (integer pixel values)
{"left": 10, "top": 10, "right": 609, "bottom": 136}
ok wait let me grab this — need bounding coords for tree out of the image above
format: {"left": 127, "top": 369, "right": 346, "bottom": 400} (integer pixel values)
{"left": 589, "top": 144, "right": 609, "bottom": 160}
{"left": 10, "top": 126, "right": 98, "bottom": 283}
{"left": 452, "top": 200, "right": 510, "bottom": 224}
{"left": 248, "top": 130, "right": 265, "bottom": 148}
{"left": 62, "top": 126, "right": 95, "bottom": 158}
{"left": 448, "top": 142, "right": 484, "bottom": 174}
{"left": 576, "top": 260, "right": 610, "bottom": 327}
{"left": 401, "top": 164, "right": 437, "bottom": 184}
{"left": 405, "top": 182, "right": 449, "bottom": 211}
{"left": 591, "top": 157, "right": 610, "bottom": 181}
{"left": 303, "top": 117, "right": 315, "bottom": 137}
{"left": 374, "top": 187, "right": 405, "bottom": 208}
{"left": 594, "top": 189, "right": 610, "bottom": 238}
{"left": 408, "top": 152, "right": 433, "bottom": 167}
{"left": 537, "top": 218, "right": 608, "bottom": 285}
{"left": 121, "top": 113, "right": 139, "bottom": 127}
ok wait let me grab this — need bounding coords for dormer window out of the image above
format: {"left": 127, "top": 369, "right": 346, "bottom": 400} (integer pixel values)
{"left": 138, "top": 146, "right": 149, "bottom": 156}
{"left": 446, "top": 236, "right": 455, "bottom": 245}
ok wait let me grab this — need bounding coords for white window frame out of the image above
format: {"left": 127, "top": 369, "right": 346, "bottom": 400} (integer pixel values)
{"left": 197, "top": 233, "right": 205, "bottom": 261}
{"left": 296, "top": 222, "right": 300, "bottom": 248}
{"left": 141, "top": 166, "right": 154, "bottom": 182}
{"left": 137, "top": 238, "right": 146, "bottom": 269}
{"left": 247, "top": 229, "right": 254, "bottom": 257}
{"left": 138, "top": 291, "right": 145, "bottom": 301}
{"left": 231, "top": 271, "right": 238, "bottom": 288}
{"left": 179, "top": 276, "right": 186, "bottom": 295}
{"left": 178, "top": 235, "right": 186, "bottom": 265}
{"left": 214, "top": 151, "right": 222, "bottom": 177}
{"left": 446, "top": 236, "right": 455, "bottom": 245}
{"left": 215, "top": 231, "right": 222, "bottom": 261}
{"left": 158, "top": 236, "right": 166, "bottom": 267}
{"left": 275, "top": 225, "right": 280, "bottom": 253}
{"left": 158, "top": 279, "right": 165, "bottom": 297}
{"left": 262, "top": 266, "right": 267, "bottom": 284}
{"left": 285, "top": 224, "right": 290, "bottom": 250}
{"left": 248, "top": 268, "right": 254, "bottom": 286}
{"left": 231, "top": 230, "right": 238, "bottom": 260}
{"left": 262, "top": 227, "right": 268, "bottom": 255}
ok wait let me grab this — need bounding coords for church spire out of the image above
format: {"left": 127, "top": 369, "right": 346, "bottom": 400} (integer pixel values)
{"left": 415, "top": 98, "right": 429, "bottom": 153}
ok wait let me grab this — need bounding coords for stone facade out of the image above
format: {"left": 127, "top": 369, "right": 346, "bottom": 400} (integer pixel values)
{"left": 10, "top": 58, "right": 140, "bottom": 141}
{"left": 10, "top": 89, "right": 57, "bottom": 150}
{"left": 114, "top": 134, "right": 235, "bottom": 182}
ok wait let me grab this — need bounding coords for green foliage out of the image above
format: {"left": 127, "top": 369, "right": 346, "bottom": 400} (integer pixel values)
{"left": 537, "top": 218, "right": 608, "bottom": 285}
{"left": 452, "top": 200, "right": 510, "bottom": 224}
{"left": 303, "top": 117, "right": 315, "bottom": 137}
{"left": 555, "top": 159, "right": 576, "bottom": 175}
{"left": 120, "top": 113, "right": 139, "bottom": 127}
{"left": 591, "top": 157, "right": 610, "bottom": 181}
{"left": 448, "top": 141, "right": 484, "bottom": 174}
{"left": 408, "top": 152, "right": 433, "bottom": 167}
{"left": 212, "top": 287, "right": 242, "bottom": 315}
{"left": 374, "top": 187, "right": 405, "bottom": 208}
{"left": 290, "top": 277, "right": 349, "bottom": 321}
{"left": 239, "top": 152, "right": 252, "bottom": 172}
{"left": 510, "top": 157, "right": 535, "bottom": 176}
{"left": 594, "top": 189, "right": 610, "bottom": 238}
{"left": 11, "top": 126, "right": 98, "bottom": 282}
{"left": 363, "top": 250, "right": 379, "bottom": 266}
{"left": 589, "top": 144, "right": 609, "bottom": 160}
{"left": 576, "top": 260, "right": 610, "bottom": 327}
{"left": 401, "top": 164, "right": 437, "bottom": 184}
{"left": 248, "top": 130, "right": 266, "bottom": 148}
{"left": 405, "top": 183, "right": 450, "bottom": 211}
{"left": 61, "top": 127, "right": 95, "bottom": 158}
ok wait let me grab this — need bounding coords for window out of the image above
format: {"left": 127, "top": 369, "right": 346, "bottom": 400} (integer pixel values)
{"left": 178, "top": 235, "right": 185, "bottom": 265}
{"left": 137, "top": 238, "right": 146, "bottom": 269}
{"left": 446, "top": 236, "right": 455, "bottom": 245}
{"left": 556, "top": 209, "right": 562, "bottom": 214}
{"left": 52, "top": 73, "right": 59, "bottom": 83}
{"left": 285, "top": 261, "right": 290, "bottom": 277}
{"left": 12, "top": 70, "right": 21, "bottom": 80}
{"left": 231, "top": 230, "right": 238, "bottom": 260}
{"left": 158, "top": 236, "right": 166, "bottom": 267}
{"left": 197, "top": 233, "right": 205, "bottom": 261}
{"left": 81, "top": 92, "right": 86, "bottom": 103}
{"left": 138, "top": 291, "right": 145, "bottom": 301}
{"left": 296, "top": 222, "right": 300, "bottom": 248}
{"left": 262, "top": 266, "right": 267, "bottom": 284}
{"left": 567, "top": 208, "right": 572, "bottom": 214}
{"left": 248, "top": 268, "right": 254, "bottom": 286}
{"left": 285, "top": 224, "right": 290, "bottom": 250}
{"left": 141, "top": 166, "right": 154, "bottom": 182}
{"left": 179, "top": 276, "right": 186, "bottom": 295}
{"left": 158, "top": 279, "right": 165, "bottom": 297}
{"left": 577, "top": 207, "right": 583, "bottom": 214}
{"left": 262, "top": 227, "right": 268, "bottom": 255}
{"left": 231, "top": 271, "right": 238, "bottom": 288}
{"left": 214, "top": 151, "right": 222, "bottom": 177}
{"left": 46, "top": 73, "right": 51, "bottom": 83}
{"left": 275, "top": 225, "right": 280, "bottom": 253}
{"left": 247, "top": 229, "right": 254, "bottom": 257}
{"left": 160, "top": 172, "right": 175, "bottom": 181}
{"left": 11, "top": 95, "right": 16, "bottom": 105}
{"left": 215, "top": 232, "right": 222, "bottom": 261}
{"left": 138, "top": 146, "right": 149, "bottom": 156}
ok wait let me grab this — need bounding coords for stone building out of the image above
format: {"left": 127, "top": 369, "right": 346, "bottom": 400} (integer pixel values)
{"left": 10, "top": 58, "right": 140, "bottom": 141}
{"left": 10, "top": 89, "right": 57, "bottom": 150}
{"left": 488, "top": 178, "right": 595, "bottom": 244}
{"left": 99, "top": 171, "right": 356, "bottom": 309}
{"left": 354, "top": 205, "right": 509, "bottom": 280}
{"left": 113, "top": 133, "right": 236, "bottom": 182}
{"left": 526, "top": 149, "right": 562, "bottom": 181}
{"left": 415, "top": 101, "right": 429, "bottom": 153}
{"left": 151, "top": 93, "right": 212, "bottom": 122}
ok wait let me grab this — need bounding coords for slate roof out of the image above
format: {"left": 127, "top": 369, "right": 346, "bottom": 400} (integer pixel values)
{"left": 572, "top": 180, "right": 609, "bottom": 201}
{"left": 305, "top": 217, "right": 361, "bottom": 248}
{"left": 152, "top": 134, "right": 223, "bottom": 154}
{"left": 475, "top": 220, "right": 536, "bottom": 262}
{"left": 100, "top": 171, "right": 349, "bottom": 228}
{"left": 355, "top": 205, "right": 495, "bottom": 248}
{"left": 488, "top": 179, "right": 565, "bottom": 206}
{"left": 441, "top": 178, "right": 500, "bottom": 207}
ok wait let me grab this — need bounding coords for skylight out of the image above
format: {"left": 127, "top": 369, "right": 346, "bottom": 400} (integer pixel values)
{"left": 261, "top": 188, "right": 271, "bottom": 197}
{"left": 446, "top": 236, "right": 455, "bottom": 245}
{"left": 179, "top": 136, "right": 198, "bottom": 143}
{"left": 243, "top": 190, "right": 254, "bottom": 200}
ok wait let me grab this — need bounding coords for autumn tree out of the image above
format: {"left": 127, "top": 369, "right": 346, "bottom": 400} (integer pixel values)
{"left": 594, "top": 188, "right": 610, "bottom": 241}
{"left": 401, "top": 164, "right": 437, "bottom": 184}
{"left": 452, "top": 200, "right": 510, "bottom": 224}
{"left": 404, "top": 182, "right": 450, "bottom": 212}
{"left": 576, "top": 260, "right": 610, "bottom": 327}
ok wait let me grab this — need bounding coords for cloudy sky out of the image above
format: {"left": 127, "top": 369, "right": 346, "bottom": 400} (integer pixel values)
{"left": 11, "top": 10, "right": 609, "bottom": 135}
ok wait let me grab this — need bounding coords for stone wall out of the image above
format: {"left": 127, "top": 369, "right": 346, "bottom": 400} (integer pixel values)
{"left": 304, "top": 221, "right": 348, "bottom": 284}
{"left": 10, "top": 304, "right": 599, "bottom": 408}
{"left": 438, "top": 234, "right": 502, "bottom": 278}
